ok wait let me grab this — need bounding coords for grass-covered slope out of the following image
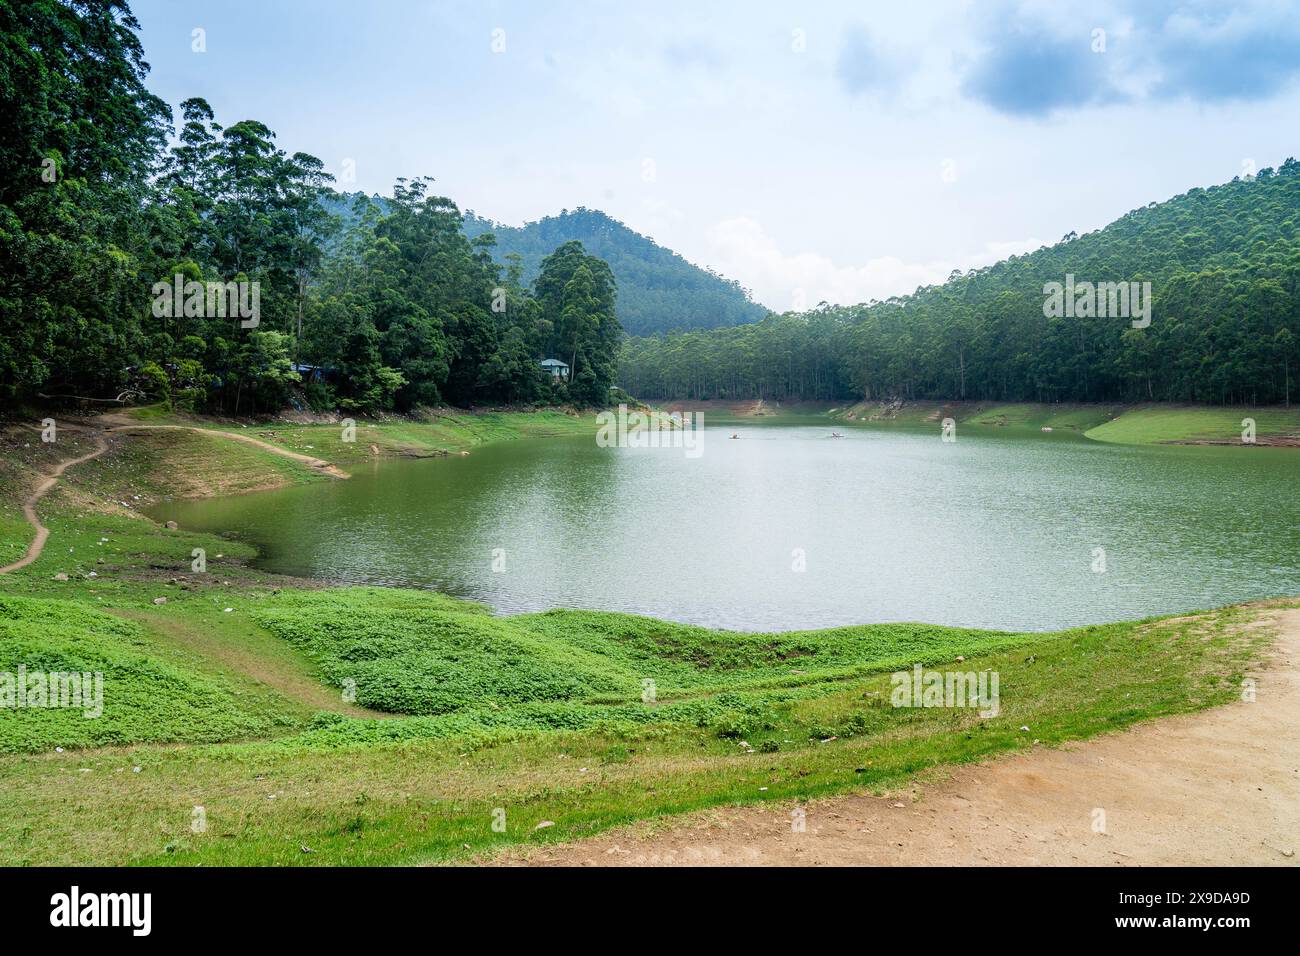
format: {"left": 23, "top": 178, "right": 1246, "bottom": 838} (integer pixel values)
{"left": 135, "top": 406, "right": 595, "bottom": 468}
{"left": 0, "top": 596, "right": 288, "bottom": 753}
{"left": 245, "top": 587, "right": 1035, "bottom": 749}
{"left": 827, "top": 399, "right": 1300, "bottom": 445}
{"left": 1084, "top": 404, "right": 1300, "bottom": 445}
{"left": 0, "top": 596, "right": 1273, "bottom": 865}
{"left": 255, "top": 588, "right": 1032, "bottom": 716}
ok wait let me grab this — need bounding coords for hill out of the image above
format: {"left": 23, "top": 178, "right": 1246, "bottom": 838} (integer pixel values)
{"left": 621, "top": 161, "right": 1300, "bottom": 405}
{"left": 461, "top": 207, "right": 768, "bottom": 335}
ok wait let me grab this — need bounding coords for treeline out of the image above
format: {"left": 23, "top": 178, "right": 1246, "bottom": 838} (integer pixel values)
{"left": 0, "top": 0, "right": 620, "bottom": 415}
{"left": 623, "top": 162, "right": 1300, "bottom": 406}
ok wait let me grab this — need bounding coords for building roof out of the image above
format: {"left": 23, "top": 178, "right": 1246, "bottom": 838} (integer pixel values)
{"left": 539, "top": 358, "right": 570, "bottom": 368}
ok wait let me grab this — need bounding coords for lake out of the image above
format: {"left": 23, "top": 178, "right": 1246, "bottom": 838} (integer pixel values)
{"left": 150, "top": 423, "right": 1300, "bottom": 632}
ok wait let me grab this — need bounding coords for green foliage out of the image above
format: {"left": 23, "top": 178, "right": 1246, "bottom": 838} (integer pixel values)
{"left": 0, "top": 595, "right": 276, "bottom": 753}
{"left": 0, "top": 0, "right": 169, "bottom": 403}
{"left": 0, "top": 5, "right": 623, "bottom": 413}
{"left": 251, "top": 588, "right": 1032, "bottom": 736}
{"left": 623, "top": 163, "right": 1300, "bottom": 406}
{"left": 534, "top": 241, "right": 621, "bottom": 403}
{"left": 462, "top": 207, "right": 767, "bottom": 335}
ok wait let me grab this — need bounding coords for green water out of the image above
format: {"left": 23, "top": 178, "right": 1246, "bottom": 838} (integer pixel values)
{"left": 150, "top": 424, "right": 1299, "bottom": 632}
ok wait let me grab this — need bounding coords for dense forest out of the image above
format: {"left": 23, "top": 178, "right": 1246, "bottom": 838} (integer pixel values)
{"left": 0, "top": 0, "right": 621, "bottom": 414}
{"left": 622, "top": 164, "right": 1300, "bottom": 407}
{"left": 462, "top": 208, "right": 767, "bottom": 335}
{"left": 5, "top": 2, "right": 1296, "bottom": 418}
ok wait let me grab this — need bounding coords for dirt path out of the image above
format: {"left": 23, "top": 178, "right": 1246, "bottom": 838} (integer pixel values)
{"left": 502, "top": 609, "right": 1300, "bottom": 867}
{"left": 0, "top": 415, "right": 348, "bottom": 575}
{"left": 100, "top": 420, "right": 349, "bottom": 479}
{"left": 0, "top": 428, "right": 109, "bottom": 574}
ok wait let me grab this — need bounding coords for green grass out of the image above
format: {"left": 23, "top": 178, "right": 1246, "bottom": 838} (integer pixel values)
{"left": 179, "top": 407, "right": 596, "bottom": 467}
{"left": 0, "top": 595, "right": 295, "bottom": 754}
{"left": 252, "top": 588, "right": 1032, "bottom": 719}
{"left": 0, "top": 598, "right": 1272, "bottom": 865}
{"left": 1084, "top": 404, "right": 1300, "bottom": 444}
{"left": 964, "top": 403, "right": 1120, "bottom": 433}
{"left": 0, "top": 403, "right": 1287, "bottom": 865}
{"left": 825, "top": 399, "right": 1300, "bottom": 446}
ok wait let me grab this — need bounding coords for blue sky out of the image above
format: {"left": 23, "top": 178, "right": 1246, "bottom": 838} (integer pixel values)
{"left": 133, "top": 0, "right": 1300, "bottom": 311}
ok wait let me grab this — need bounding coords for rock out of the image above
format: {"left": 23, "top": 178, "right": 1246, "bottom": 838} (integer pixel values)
{"left": 164, "top": 520, "right": 178, "bottom": 529}
{"left": 533, "top": 820, "right": 555, "bottom": 831}
{"left": 152, "top": 597, "right": 167, "bottom": 605}
{"left": 53, "top": 573, "right": 69, "bottom": 581}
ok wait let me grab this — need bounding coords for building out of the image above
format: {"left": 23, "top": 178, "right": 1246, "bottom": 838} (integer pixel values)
{"left": 540, "top": 358, "right": 570, "bottom": 382}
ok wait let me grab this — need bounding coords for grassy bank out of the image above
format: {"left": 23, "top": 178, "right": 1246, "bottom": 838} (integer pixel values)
{"left": 0, "top": 404, "right": 1287, "bottom": 865}
{"left": 0, "top": 589, "right": 1276, "bottom": 865}
{"left": 113, "top": 404, "right": 597, "bottom": 467}
{"left": 820, "top": 399, "right": 1300, "bottom": 444}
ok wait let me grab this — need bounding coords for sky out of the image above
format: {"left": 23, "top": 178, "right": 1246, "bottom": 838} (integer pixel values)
{"left": 132, "top": 0, "right": 1300, "bottom": 312}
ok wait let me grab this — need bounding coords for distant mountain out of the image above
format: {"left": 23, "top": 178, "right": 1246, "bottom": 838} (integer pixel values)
{"left": 461, "top": 207, "right": 768, "bottom": 335}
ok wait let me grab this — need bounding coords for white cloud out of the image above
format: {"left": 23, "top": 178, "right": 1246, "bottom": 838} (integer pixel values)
{"left": 704, "top": 217, "right": 1044, "bottom": 312}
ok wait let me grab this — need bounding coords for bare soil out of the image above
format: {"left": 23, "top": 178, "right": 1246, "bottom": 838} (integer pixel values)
{"left": 497, "top": 609, "right": 1300, "bottom": 867}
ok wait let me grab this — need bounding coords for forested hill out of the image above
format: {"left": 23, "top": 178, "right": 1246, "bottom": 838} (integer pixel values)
{"left": 0, "top": 0, "right": 623, "bottom": 414}
{"left": 461, "top": 208, "right": 768, "bottom": 335}
{"left": 622, "top": 161, "right": 1300, "bottom": 407}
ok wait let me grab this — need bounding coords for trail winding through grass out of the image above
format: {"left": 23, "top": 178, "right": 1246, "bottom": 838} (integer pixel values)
{"left": 98, "top": 414, "right": 350, "bottom": 479}
{"left": 0, "top": 427, "right": 109, "bottom": 575}
{"left": 0, "top": 415, "right": 348, "bottom": 575}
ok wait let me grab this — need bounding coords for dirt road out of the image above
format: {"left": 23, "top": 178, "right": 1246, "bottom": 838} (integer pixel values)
{"left": 502, "top": 609, "right": 1300, "bottom": 867}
